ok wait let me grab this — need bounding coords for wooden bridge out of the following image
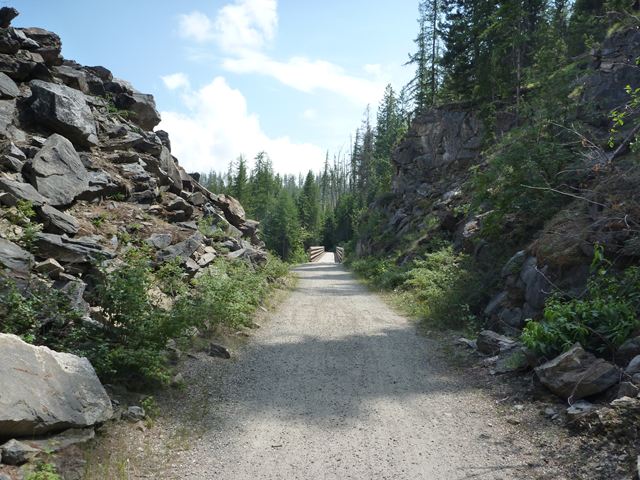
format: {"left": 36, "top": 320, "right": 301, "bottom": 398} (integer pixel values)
{"left": 307, "top": 246, "right": 345, "bottom": 263}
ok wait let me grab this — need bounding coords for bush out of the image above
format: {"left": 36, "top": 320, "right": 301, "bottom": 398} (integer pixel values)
{"left": 25, "top": 462, "right": 61, "bottom": 480}
{"left": 1, "top": 246, "right": 289, "bottom": 385}
{"left": 522, "top": 254, "right": 640, "bottom": 357}
{"left": 350, "top": 247, "right": 494, "bottom": 329}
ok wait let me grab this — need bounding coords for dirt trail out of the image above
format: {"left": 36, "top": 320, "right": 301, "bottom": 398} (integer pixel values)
{"left": 168, "top": 260, "right": 560, "bottom": 479}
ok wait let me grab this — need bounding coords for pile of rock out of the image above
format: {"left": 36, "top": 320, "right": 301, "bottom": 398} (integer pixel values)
{"left": 0, "top": 6, "right": 266, "bottom": 468}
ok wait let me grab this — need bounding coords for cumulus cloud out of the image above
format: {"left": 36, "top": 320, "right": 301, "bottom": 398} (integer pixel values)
{"left": 177, "top": 0, "right": 385, "bottom": 106}
{"left": 161, "top": 72, "right": 191, "bottom": 91}
{"left": 302, "top": 108, "right": 317, "bottom": 120}
{"left": 178, "top": 0, "right": 277, "bottom": 53}
{"left": 158, "top": 75, "right": 325, "bottom": 175}
{"left": 223, "top": 53, "right": 385, "bottom": 106}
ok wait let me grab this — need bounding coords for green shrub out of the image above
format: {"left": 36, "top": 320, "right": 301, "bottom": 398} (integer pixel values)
{"left": 350, "top": 247, "right": 493, "bottom": 329}
{"left": 0, "top": 275, "right": 83, "bottom": 344}
{"left": 522, "top": 255, "right": 640, "bottom": 357}
{"left": 25, "top": 462, "right": 61, "bottom": 480}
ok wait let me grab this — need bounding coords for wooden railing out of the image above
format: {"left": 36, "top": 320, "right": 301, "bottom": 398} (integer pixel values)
{"left": 308, "top": 246, "right": 325, "bottom": 263}
{"left": 335, "top": 247, "right": 345, "bottom": 263}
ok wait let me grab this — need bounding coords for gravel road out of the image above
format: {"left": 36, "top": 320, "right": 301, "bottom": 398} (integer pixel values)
{"left": 171, "top": 257, "right": 553, "bottom": 479}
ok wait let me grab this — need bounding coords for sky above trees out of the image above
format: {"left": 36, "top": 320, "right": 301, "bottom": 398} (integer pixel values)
{"left": 15, "top": 0, "right": 416, "bottom": 174}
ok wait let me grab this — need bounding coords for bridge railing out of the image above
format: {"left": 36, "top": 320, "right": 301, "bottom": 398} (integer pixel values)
{"left": 308, "top": 246, "right": 325, "bottom": 263}
{"left": 335, "top": 247, "right": 345, "bottom": 263}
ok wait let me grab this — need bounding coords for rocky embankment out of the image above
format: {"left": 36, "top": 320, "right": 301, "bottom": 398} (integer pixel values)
{"left": 0, "top": 6, "right": 265, "bottom": 475}
{"left": 357, "top": 22, "right": 640, "bottom": 466}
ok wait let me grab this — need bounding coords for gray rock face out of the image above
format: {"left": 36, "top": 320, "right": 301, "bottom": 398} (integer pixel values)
{"left": 625, "top": 355, "right": 640, "bottom": 376}
{"left": 28, "top": 80, "right": 97, "bottom": 146}
{"left": 535, "top": 344, "right": 620, "bottom": 400}
{"left": 0, "top": 178, "right": 48, "bottom": 206}
{"left": 145, "top": 233, "right": 172, "bottom": 249}
{"left": 114, "top": 91, "right": 161, "bottom": 131}
{"left": 159, "top": 146, "right": 182, "bottom": 191}
{"left": 34, "top": 233, "right": 114, "bottom": 266}
{"left": 0, "top": 333, "right": 113, "bottom": 438}
{"left": 157, "top": 232, "right": 204, "bottom": 263}
{"left": 213, "top": 194, "right": 246, "bottom": 227}
{"left": 0, "top": 71, "right": 19, "bottom": 98}
{"left": 26, "top": 133, "right": 90, "bottom": 206}
{"left": 616, "top": 336, "right": 640, "bottom": 367}
{"left": 36, "top": 204, "right": 80, "bottom": 235}
{"left": 20, "top": 28, "right": 62, "bottom": 66}
{"left": 476, "top": 330, "right": 518, "bottom": 355}
{"left": 0, "top": 439, "right": 40, "bottom": 465}
{"left": 0, "top": 238, "right": 33, "bottom": 284}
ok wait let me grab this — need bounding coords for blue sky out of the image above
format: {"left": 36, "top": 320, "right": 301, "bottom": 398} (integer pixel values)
{"left": 14, "top": 0, "right": 417, "bottom": 174}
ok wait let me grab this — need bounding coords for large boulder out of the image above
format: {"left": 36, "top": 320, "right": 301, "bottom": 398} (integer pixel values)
{"left": 114, "top": 91, "right": 161, "bottom": 131}
{"left": 0, "top": 238, "right": 33, "bottom": 285}
{"left": 156, "top": 232, "right": 204, "bottom": 263}
{"left": 36, "top": 204, "right": 80, "bottom": 235}
{"left": 25, "top": 133, "right": 90, "bottom": 206}
{"left": 212, "top": 194, "right": 246, "bottom": 227}
{"left": 0, "top": 178, "right": 48, "bottom": 206}
{"left": 616, "top": 336, "right": 640, "bottom": 367}
{"left": 34, "top": 233, "right": 114, "bottom": 267}
{"left": 0, "top": 333, "right": 113, "bottom": 438}
{"left": 28, "top": 80, "right": 97, "bottom": 146}
{"left": 534, "top": 344, "right": 620, "bottom": 400}
{"left": 20, "top": 27, "right": 62, "bottom": 66}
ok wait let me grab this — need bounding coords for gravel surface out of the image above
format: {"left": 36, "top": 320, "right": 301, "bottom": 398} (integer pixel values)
{"left": 165, "top": 258, "right": 562, "bottom": 479}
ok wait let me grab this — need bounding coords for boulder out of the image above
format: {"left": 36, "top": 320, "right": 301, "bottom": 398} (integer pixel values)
{"left": 476, "top": 330, "right": 518, "bottom": 355}
{"left": 145, "top": 233, "right": 172, "bottom": 250}
{"left": 0, "top": 238, "right": 33, "bottom": 284}
{"left": 0, "top": 439, "right": 40, "bottom": 465}
{"left": 53, "top": 65, "right": 89, "bottom": 94}
{"left": 0, "top": 51, "right": 41, "bottom": 81}
{"left": 213, "top": 194, "right": 246, "bottom": 227}
{"left": 227, "top": 246, "right": 268, "bottom": 266}
{"left": 616, "top": 336, "right": 640, "bottom": 367}
{"left": 159, "top": 147, "right": 182, "bottom": 191}
{"left": 28, "top": 80, "right": 97, "bottom": 146}
{"left": 0, "top": 29, "right": 20, "bottom": 56}
{"left": 0, "top": 98, "right": 16, "bottom": 138}
{"left": 36, "top": 204, "right": 80, "bottom": 235}
{"left": 625, "top": 355, "right": 640, "bottom": 376}
{"left": 25, "top": 133, "right": 90, "bottom": 206}
{"left": 34, "top": 233, "right": 114, "bottom": 266}
{"left": 534, "top": 344, "right": 620, "bottom": 400}
{"left": 114, "top": 91, "right": 161, "bottom": 131}
{"left": 0, "top": 7, "right": 19, "bottom": 28}
{"left": 34, "top": 258, "right": 64, "bottom": 278}
{"left": 156, "top": 232, "right": 204, "bottom": 263}
{"left": 20, "top": 27, "right": 62, "bottom": 66}
{"left": 0, "top": 178, "right": 48, "bottom": 206}
{"left": 0, "top": 333, "right": 113, "bottom": 438}
{"left": 123, "top": 406, "right": 145, "bottom": 422}
{"left": 0, "top": 72, "right": 19, "bottom": 98}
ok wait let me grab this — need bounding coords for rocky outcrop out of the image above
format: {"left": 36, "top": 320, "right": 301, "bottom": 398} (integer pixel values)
{"left": 0, "top": 334, "right": 113, "bottom": 438}
{"left": 534, "top": 344, "right": 620, "bottom": 401}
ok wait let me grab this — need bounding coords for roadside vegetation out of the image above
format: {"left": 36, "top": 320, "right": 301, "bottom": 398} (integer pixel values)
{"left": 0, "top": 247, "right": 289, "bottom": 385}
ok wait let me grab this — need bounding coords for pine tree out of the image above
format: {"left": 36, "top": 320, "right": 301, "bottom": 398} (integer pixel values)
{"left": 263, "top": 189, "right": 303, "bottom": 261}
{"left": 231, "top": 155, "right": 249, "bottom": 207}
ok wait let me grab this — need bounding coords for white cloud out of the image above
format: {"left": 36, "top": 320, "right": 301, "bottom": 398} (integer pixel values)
{"left": 223, "top": 52, "right": 385, "bottom": 106}
{"left": 178, "top": 0, "right": 277, "bottom": 53}
{"left": 177, "top": 1, "right": 385, "bottom": 106}
{"left": 178, "top": 11, "right": 215, "bottom": 43}
{"left": 158, "top": 75, "right": 325, "bottom": 175}
{"left": 161, "top": 72, "right": 190, "bottom": 91}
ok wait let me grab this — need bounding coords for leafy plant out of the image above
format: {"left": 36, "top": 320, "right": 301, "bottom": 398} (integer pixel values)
{"left": 25, "top": 462, "right": 62, "bottom": 480}
{"left": 522, "top": 246, "right": 640, "bottom": 357}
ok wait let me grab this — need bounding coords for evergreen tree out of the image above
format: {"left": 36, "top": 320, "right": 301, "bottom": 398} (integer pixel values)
{"left": 263, "top": 189, "right": 303, "bottom": 261}
{"left": 231, "top": 155, "right": 249, "bottom": 206}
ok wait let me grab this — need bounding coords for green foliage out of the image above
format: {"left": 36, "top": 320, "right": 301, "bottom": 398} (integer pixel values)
{"left": 472, "top": 121, "right": 575, "bottom": 240}
{"left": 0, "top": 275, "right": 83, "bottom": 344}
{"left": 350, "top": 246, "right": 494, "bottom": 329}
{"left": 522, "top": 248, "right": 640, "bottom": 357}
{"left": 263, "top": 189, "right": 304, "bottom": 261}
{"left": 25, "top": 462, "right": 62, "bottom": 480}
